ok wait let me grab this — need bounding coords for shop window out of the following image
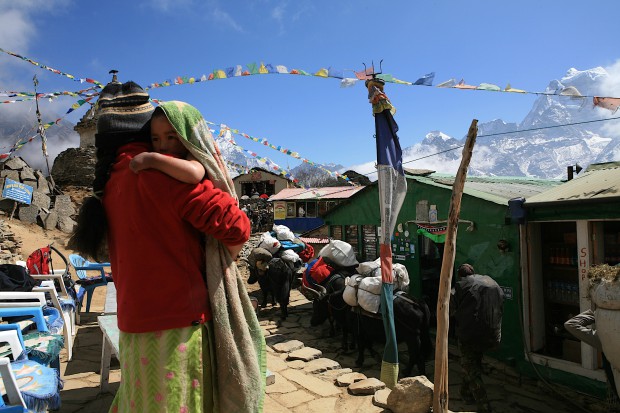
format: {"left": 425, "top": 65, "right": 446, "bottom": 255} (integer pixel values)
{"left": 318, "top": 201, "right": 328, "bottom": 216}
{"left": 345, "top": 225, "right": 359, "bottom": 257}
{"left": 306, "top": 202, "right": 317, "bottom": 218}
{"left": 286, "top": 202, "right": 296, "bottom": 218}
{"left": 538, "top": 222, "right": 580, "bottom": 362}
{"left": 362, "top": 225, "right": 378, "bottom": 261}
{"left": 297, "top": 202, "right": 307, "bottom": 217}
{"left": 331, "top": 225, "right": 343, "bottom": 240}
{"left": 603, "top": 221, "right": 620, "bottom": 266}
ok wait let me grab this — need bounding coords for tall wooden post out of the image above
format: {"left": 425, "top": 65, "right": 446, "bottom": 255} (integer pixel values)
{"left": 432, "top": 119, "right": 478, "bottom": 413}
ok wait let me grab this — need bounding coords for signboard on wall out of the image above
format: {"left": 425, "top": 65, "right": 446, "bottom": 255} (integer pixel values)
{"left": 274, "top": 201, "right": 286, "bottom": 220}
{"left": 1, "top": 178, "right": 33, "bottom": 205}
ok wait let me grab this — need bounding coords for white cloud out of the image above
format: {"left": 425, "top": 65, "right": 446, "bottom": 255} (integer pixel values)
{"left": 271, "top": 3, "right": 286, "bottom": 22}
{"left": 212, "top": 8, "right": 244, "bottom": 32}
{"left": 0, "top": 9, "right": 32, "bottom": 52}
{"left": 149, "top": 0, "right": 194, "bottom": 13}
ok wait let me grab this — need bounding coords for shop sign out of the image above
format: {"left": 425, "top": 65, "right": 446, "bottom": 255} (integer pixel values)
{"left": 2, "top": 178, "right": 33, "bottom": 205}
{"left": 274, "top": 201, "right": 286, "bottom": 220}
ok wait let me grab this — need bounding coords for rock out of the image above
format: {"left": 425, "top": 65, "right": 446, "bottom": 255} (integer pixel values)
{"left": 287, "top": 360, "right": 305, "bottom": 369}
{"left": 303, "top": 357, "right": 340, "bottom": 373}
{"left": 57, "top": 215, "right": 76, "bottom": 233}
{"left": 348, "top": 377, "right": 386, "bottom": 395}
{"left": 336, "top": 372, "right": 367, "bottom": 387}
{"left": 373, "top": 388, "right": 391, "bottom": 409}
{"left": 31, "top": 191, "right": 51, "bottom": 210}
{"left": 51, "top": 147, "right": 96, "bottom": 186}
{"left": 265, "top": 334, "right": 287, "bottom": 346}
{"left": 0, "top": 199, "right": 17, "bottom": 213}
{"left": 3, "top": 157, "right": 28, "bottom": 170}
{"left": 387, "top": 375, "right": 434, "bottom": 413}
{"left": 18, "top": 205, "right": 39, "bottom": 223}
{"left": 37, "top": 174, "right": 50, "bottom": 194}
{"left": 287, "top": 347, "right": 322, "bottom": 362}
{"left": 272, "top": 339, "right": 304, "bottom": 353}
{"left": 320, "top": 367, "right": 353, "bottom": 379}
{"left": 53, "top": 194, "right": 76, "bottom": 216}
{"left": 40, "top": 210, "right": 58, "bottom": 231}
{"left": 19, "top": 168, "right": 36, "bottom": 181}
{"left": 1, "top": 170, "right": 20, "bottom": 182}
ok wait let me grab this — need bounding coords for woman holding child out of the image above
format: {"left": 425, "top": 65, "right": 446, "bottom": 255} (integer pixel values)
{"left": 69, "top": 76, "right": 265, "bottom": 412}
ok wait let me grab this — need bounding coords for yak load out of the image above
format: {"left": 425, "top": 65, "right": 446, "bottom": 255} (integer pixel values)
{"left": 300, "top": 240, "right": 432, "bottom": 377}
{"left": 246, "top": 225, "right": 314, "bottom": 320}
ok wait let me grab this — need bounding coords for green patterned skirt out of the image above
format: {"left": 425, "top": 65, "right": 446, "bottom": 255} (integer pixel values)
{"left": 109, "top": 322, "right": 217, "bottom": 413}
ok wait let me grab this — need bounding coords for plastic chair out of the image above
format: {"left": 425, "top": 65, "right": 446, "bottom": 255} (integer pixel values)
{"left": 0, "top": 295, "right": 65, "bottom": 367}
{"left": 68, "top": 254, "right": 112, "bottom": 313}
{"left": 0, "top": 329, "right": 62, "bottom": 412}
{"left": 16, "top": 256, "right": 78, "bottom": 361}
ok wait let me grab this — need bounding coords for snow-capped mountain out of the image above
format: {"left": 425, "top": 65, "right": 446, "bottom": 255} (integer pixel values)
{"left": 349, "top": 66, "right": 620, "bottom": 180}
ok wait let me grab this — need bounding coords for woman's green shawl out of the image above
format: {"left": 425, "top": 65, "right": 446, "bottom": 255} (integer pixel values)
{"left": 159, "top": 101, "right": 266, "bottom": 413}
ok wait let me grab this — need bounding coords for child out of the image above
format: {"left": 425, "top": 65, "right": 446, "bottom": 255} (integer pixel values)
{"left": 129, "top": 107, "right": 206, "bottom": 184}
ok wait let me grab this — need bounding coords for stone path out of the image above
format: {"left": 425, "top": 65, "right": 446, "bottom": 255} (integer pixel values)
{"left": 55, "top": 285, "right": 606, "bottom": 413}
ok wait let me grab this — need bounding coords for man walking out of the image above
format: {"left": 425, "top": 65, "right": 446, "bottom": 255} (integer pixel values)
{"left": 451, "top": 263, "right": 504, "bottom": 413}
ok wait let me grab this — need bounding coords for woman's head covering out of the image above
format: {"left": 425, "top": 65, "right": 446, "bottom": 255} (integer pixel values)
{"left": 157, "top": 101, "right": 237, "bottom": 198}
{"left": 95, "top": 79, "right": 154, "bottom": 150}
{"left": 69, "top": 76, "right": 154, "bottom": 261}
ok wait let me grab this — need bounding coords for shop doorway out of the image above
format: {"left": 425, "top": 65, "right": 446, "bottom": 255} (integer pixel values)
{"left": 419, "top": 235, "right": 443, "bottom": 327}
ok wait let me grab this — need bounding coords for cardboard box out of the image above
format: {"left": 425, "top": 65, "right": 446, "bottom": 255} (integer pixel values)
{"left": 562, "top": 339, "right": 581, "bottom": 364}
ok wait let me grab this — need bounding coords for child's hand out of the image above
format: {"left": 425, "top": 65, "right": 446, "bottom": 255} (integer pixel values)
{"left": 129, "top": 152, "right": 154, "bottom": 173}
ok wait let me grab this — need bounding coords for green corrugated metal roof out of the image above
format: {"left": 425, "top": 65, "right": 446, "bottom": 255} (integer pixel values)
{"left": 525, "top": 162, "right": 620, "bottom": 205}
{"left": 407, "top": 173, "right": 561, "bottom": 205}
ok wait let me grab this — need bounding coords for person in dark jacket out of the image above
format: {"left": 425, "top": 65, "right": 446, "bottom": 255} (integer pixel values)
{"left": 450, "top": 263, "right": 505, "bottom": 413}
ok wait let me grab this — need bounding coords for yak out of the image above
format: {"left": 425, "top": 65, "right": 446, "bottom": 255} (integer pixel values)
{"left": 247, "top": 248, "right": 294, "bottom": 320}
{"left": 303, "top": 271, "right": 356, "bottom": 351}
{"left": 302, "top": 277, "right": 433, "bottom": 377}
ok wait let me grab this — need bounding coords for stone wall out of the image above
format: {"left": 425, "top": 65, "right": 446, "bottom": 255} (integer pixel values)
{"left": 0, "top": 156, "right": 78, "bottom": 234}
{"left": 50, "top": 147, "right": 95, "bottom": 187}
{"left": 0, "top": 219, "right": 22, "bottom": 263}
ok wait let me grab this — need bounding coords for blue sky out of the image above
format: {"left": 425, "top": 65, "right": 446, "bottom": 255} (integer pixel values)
{"left": 1, "top": 0, "right": 619, "bottom": 173}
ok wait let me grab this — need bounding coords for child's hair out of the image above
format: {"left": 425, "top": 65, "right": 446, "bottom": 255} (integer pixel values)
{"left": 151, "top": 106, "right": 166, "bottom": 120}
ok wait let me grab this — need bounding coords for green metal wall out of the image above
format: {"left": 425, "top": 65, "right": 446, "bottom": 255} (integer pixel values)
{"left": 324, "top": 180, "right": 523, "bottom": 362}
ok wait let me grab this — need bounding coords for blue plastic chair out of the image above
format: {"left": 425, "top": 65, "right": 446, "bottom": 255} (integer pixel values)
{"left": 0, "top": 304, "right": 64, "bottom": 370}
{"left": 68, "top": 254, "right": 112, "bottom": 313}
{"left": 0, "top": 329, "right": 62, "bottom": 412}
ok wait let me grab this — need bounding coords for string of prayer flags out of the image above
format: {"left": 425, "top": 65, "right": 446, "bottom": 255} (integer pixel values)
{"left": 3, "top": 46, "right": 620, "bottom": 104}
{"left": 206, "top": 120, "right": 352, "bottom": 184}
{"left": 218, "top": 129, "right": 308, "bottom": 188}
{"left": 0, "top": 87, "right": 99, "bottom": 103}
{"left": 0, "top": 48, "right": 102, "bottom": 87}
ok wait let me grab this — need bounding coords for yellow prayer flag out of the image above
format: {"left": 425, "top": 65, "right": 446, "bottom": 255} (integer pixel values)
{"left": 314, "top": 68, "right": 328, "bottom": 78}
{"left": 505, "top": 83, "right": 526, "bottom": 93}
{"left": 259, "top": 63, "right": 268, "bottom": 74}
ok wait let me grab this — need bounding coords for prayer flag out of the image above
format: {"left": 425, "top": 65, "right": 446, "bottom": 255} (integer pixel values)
{"left": 370, "top": 82, "right": 407, "bottom": 389}
{"left": 413, "top": 72, "right": 435, "bottom": 86}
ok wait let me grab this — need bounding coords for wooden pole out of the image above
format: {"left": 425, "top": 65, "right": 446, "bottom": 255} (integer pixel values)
{"left": 432, "top": 119, "right": 478, "bottom": 413}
